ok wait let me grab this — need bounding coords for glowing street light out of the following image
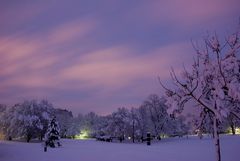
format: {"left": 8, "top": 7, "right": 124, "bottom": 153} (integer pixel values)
{"left": 75, "top": 130, "right": 89, "bottom": 140}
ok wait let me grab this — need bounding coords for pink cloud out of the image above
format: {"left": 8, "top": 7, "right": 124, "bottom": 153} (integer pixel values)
{"left": 0, "top": 36, "right": 193, "bottom": 115}
{"left": 46, "top": 19, "right": 97, "bottom": 45}
{"left": 128, "top": 0, "right": 239, "bottom": 27}
{"left": 0, "top": 2, "right": 200, "bottom": 114}
{"left": 0, "top": 38, "right": 40, "bottom": 63}
{"left": 0, "top": 18, "right": 98, "bottom": 91}
{"left": 0, "top": 17, "right": 96, "bottom": 66}
{"left": 60, "top": 42, "right": 192, "bottom": 93}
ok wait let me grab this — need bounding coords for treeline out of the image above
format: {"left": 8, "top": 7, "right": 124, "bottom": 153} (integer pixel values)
{"left": 0, "top": 94, "right": 238, "bottom": 142}
{"left": 80, "top": 94, "right": 189, "bottom": 142}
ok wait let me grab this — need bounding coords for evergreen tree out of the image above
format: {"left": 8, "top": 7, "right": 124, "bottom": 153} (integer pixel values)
{"left": 44, "top": 116, "right": 61, "bottom": 148}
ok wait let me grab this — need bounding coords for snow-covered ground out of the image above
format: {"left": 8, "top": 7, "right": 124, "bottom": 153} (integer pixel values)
{"left": 0, "top": 135, "right": 239, "bottom": 161}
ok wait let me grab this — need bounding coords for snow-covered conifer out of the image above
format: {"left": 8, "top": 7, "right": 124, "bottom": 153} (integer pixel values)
{"left": 44, "top": 116, "right": 61, "bottom": 148}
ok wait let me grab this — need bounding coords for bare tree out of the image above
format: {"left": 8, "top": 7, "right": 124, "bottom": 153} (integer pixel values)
{"left": 159, "top": 27, "right": 240, "bottom": 161}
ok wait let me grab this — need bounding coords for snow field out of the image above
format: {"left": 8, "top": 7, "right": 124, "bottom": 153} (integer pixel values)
{"left": 0, "top": 135, "right": 239, "bottom": 161}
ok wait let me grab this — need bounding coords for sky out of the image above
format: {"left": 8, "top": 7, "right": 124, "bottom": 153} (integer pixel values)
{"left": 0, "top": 0, "right": 239, "bottom": 115}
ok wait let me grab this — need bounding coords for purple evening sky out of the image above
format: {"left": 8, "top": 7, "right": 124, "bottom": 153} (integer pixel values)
{"left": 0, "top": 0, "right": 239, "bottom": 115}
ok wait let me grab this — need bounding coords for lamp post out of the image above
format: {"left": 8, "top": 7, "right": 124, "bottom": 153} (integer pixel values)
{"left": 147, "top": 132, "right": 151, "bottom": 146}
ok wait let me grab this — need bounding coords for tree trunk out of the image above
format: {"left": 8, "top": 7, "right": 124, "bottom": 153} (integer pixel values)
{"left": 213, "top": 116, "right": 221, "bottom": 161}
{"left": 132, "top": 120, "right": 135, "bottom": 143}
{"left": 230, "top": 124, "right": 235, "bottom": 135}
{"left": 27, "top": 136, "right": 31, "bottom": 142}
{"left": 26, "top": 133, "right": 32, "bottom": 142}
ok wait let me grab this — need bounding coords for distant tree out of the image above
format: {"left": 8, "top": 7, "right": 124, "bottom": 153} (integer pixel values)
{"left": 135, "top": 104, "right": 149, "bottom": 141}
{"left": 66, "top": 117, "right": 81, "bottom": 138}
{"left": 225, "top": 101, "right": 240, "bottom": 134}
{"left": 55, "top": 108, "right": 73, "bottom": 138}
{"left": 83, "top": 112, "right": 100, "bottom": 137}
{"left": 165, "top": 116, "right": 189, "bottom": 137}
{"left": 143, "top": 94, "right": 169, "bottom": 140}
{"left": 129, "top": 107, "right": 139, "bottom": 143}
{"left": 0, "top": 100, "right": 54, "bottom": 142}
{"left": 94, "top": 115, "right": 111, "bottom": 137}
{"left": 107, "top": 108, "right": 130, "bottom": 142}
{"left": 37, "top": 100, "right": 55, "bottom": 140}
{"left": 0, "top": 104, "right": 7, "bottom": 139}
{"left": 159, "top": 27, "right": 240, "bottom": 161}
{"left": 219, "top": 111, "right": 240, "bottom": 135}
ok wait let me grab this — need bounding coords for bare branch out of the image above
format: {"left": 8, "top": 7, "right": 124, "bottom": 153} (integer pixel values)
{"left": 158, "top": 77, "right": 172, "bottom": 92}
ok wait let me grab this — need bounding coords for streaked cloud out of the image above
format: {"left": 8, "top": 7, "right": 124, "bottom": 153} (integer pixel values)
{"left": 129, "top": 0, "right": 239, "bottom": 27}
{"left": 0, "top": 18, "right": 97, "bottom": 88}
{"left": 61, "top": 43, "right": 191, "bottom": 90}
{"left": 0, "top": 0, "right": 238, "bottom": 114}
{"left": 47, "top": 19, "right": 97, "bottom": 45}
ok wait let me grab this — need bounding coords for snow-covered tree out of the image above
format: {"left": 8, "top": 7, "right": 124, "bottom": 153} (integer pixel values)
{"left": 165, "top": 116, "right": 189, "bottom": 137}
{"left": 129, "top": 107, "right": 139, "bottom": 143}
{"left": 0, "top": 100, "right": 54, "bottom": 142}
{"left": 106, "top": 107, "right": 130, "bottom": 142}
{"left": 225, "top": 101, "right": 240, "bottom": 134}
{"left": 92, "top": 116, "right": 106, "bottom": 136}
{"left": 37, "top": 100, "right": 55, "bottom": 140}
{"left": 160, "top": 27, "right": 240, "bottom": 161}
{"left": 135, "top": 104, "right": 150, "bottom": 141}
{"left": 66, "top": 117, "right": 81, "bottom": 138}
{"left": 0, "top": 104, "right": 7, "bottom": 139}
{"left": 55, "top": 108, "right": 73, "bottom": 138}
{"left": 44, "top": 116, "right": 61, "bottom": 148}
{"left": 82, "top": 112, "right": 100, "bottom": 137}
{"left": 143, "top": 94, "right": 169, "bottom": 139}
{"left": 5, "top": 100, "right": 53, "bottom": 142}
